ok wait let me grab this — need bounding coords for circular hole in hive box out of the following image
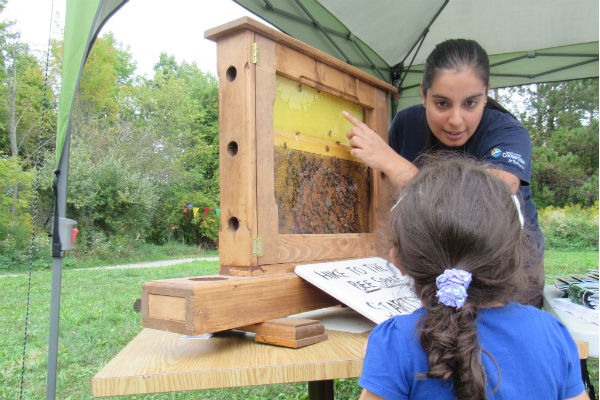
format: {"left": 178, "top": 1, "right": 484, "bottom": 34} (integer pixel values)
{"left": 226, "top": 66, "right": 237, "bottom": 81}
{"left": 228, "top": 217, "right": 240, "bottom": 231}
{"left": 227, "top": 141, "right": 238, "bottom": 157}
{"left": 188, "top": 277, "right": 228, "bottom": 281}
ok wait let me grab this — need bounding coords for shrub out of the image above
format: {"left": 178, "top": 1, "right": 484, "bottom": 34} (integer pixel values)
{"left": 145, "top": 185, "right": 220, "bottom": 249}
{"left": 530, "top": 123, "right": 599, "bottom": 208}
{"left": 538, "top": 203, "right": 599, "bottom": 250}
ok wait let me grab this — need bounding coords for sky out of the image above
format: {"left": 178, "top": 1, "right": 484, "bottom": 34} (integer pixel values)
{"left": 3, "top": 0, "right": 274, "bottom": 77}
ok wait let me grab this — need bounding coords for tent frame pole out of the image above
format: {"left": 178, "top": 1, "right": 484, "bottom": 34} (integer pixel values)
{"left": 392, "top": 0, "right": 449, "bottom": 89}
{"left": 46, "top": 257, "right": 63, "bottom": 400}
{"left": 46, "top": 134, "right": 70, "bottom": 400}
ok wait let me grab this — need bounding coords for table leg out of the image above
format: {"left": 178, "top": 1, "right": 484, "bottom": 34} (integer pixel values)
{"left": 581, "top": 359, "right": 596, "bottom": 399}
{"left": 308, "top": 380, "right": 334, "bottom": 400}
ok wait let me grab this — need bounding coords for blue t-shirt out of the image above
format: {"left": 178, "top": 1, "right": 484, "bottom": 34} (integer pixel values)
{"left": 388, "top": 105, "right": 541, "bottom": 235}
{"left": 359, "top": 303, "right": 584, "bottom": 399}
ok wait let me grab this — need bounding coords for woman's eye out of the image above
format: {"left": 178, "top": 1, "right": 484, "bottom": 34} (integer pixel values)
{"left": 436, "top": 101, "right": 448, "bottom": 108}
{"left": 465, "top": 100, "right": 478, "bottom": 107}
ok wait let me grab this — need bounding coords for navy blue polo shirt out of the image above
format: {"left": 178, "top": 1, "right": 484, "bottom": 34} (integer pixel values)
{"left": 389, "top": 104, "right": 542, "bottom": 236}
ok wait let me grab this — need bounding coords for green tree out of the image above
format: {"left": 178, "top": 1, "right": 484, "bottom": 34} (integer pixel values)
{"left": 176, "top": 61, "right": 220, "bottom": 196}
{"left": 124, "top": 55, "right": 220, "bottom": 246}
{"left": 152, "top": 52, "right": 179, "bottom": 76}
{"left": 38, "top": 44, "right": 221, "bottom": 251}
{"left": 52, "top": 33, "right": 136, "bottom": 124}
{"left": 0, "top": 0, "right": 15, "bottom": 137}
{"left": 502, "top": 79, "right": 599, "bottom": 207}
{"left": 530, "top": 122, "right": 599, "bottom": 208}
{"left": 0, "top": 155, "right": 34, "bottom": 268}
{"left": 0, "top": 5, "right": 55, "bottom": 163}
{"left": 127, "top": 67, "right": 196, "bottom": 145}
{"left": 518, "top": 79, "right": 599, "bottom": 133}
{"left": 39, "top": 127, "right": 159, "bottom": 256}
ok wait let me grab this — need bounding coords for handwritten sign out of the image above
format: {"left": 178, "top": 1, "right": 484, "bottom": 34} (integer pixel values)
{"left": 295, "top": 257, "right": 421, "bottom": 324}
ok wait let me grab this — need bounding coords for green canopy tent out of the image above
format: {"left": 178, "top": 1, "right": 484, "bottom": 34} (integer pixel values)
{"left": 232, "top": 0, "right": 599, "bottom": 110}
{"left": 49, "top": 0, "right": 598, "bottom": 398}
{"left": 48, "top": 1, "right": 127, "bottom": 399}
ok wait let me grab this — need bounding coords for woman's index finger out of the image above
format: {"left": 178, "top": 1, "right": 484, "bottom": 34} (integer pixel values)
{"left": 342, "top": 110, "right": 364, "bottom": 127}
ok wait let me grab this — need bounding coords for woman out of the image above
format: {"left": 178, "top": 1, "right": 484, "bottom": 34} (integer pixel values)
{"left": 344, "top": 39, "right": 544, "bottom": 308}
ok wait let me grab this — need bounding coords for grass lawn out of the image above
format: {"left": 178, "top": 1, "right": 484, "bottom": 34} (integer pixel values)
{"left": 61, "top": 243, "right": 219, "bottom": 270}
{"left": 1, "top": 250, "right": 597, "bottom": 399}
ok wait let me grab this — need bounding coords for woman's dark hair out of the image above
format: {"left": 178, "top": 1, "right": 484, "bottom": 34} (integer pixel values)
{"left": 424, "top": 38, "right": 511, "bottom": 111}
{"left": 388, "top": 155, "right": 525, "bottom": 399}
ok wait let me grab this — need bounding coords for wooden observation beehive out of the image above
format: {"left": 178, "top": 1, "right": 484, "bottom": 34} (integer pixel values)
{"left": 141, "top": 18, "right": 397, "bottom": 335}
{"left": 209, "top": 17, "right": 396, "bottom": 275}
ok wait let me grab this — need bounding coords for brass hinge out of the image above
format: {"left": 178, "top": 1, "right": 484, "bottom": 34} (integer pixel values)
{"left": 252, "top": 236, "right": 263, "bottom": 257}
{"left": 250, "top": 42, "right": 259, "bottom": 64}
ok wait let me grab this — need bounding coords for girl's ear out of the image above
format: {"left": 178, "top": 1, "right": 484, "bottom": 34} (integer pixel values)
{"left": 389, "top": 247, "right": 407, "bottom": 276}
{"left": 420, "top": 83, "right": 425, "bottom": 105}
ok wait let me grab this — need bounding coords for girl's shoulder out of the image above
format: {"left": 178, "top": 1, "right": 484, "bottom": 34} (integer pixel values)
{"left": 366, "top": 309, "right": 427, "bottom": 359}
{"left": 370, "top": 309, "right": 426, "bottom": 339}
{"left": 479, "top": 302, "right": 572, "bottom": 336}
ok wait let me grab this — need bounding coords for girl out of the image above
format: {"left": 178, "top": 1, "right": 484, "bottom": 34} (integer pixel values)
{"left": 358, "top": 157, "right": 586, "bottom": 400}
{"left": 344, "top": 39, "right": 544, "bottom": 307}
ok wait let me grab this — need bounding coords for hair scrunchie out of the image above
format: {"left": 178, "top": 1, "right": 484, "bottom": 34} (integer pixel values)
{"left": 435, "top": 268, "right": 472, "bottom": 309}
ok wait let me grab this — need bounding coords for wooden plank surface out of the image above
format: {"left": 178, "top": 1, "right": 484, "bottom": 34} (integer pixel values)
{"left": 273, "top": 129, "right": 361, "bottom": 162}
{"left": 276, "top": 233, "right": 378, "bottom": 264}
{"left": 276, "top": 44, "right": 375, "bottom": 108}
{"left": 220, "top": 262, "right": 298, "bottom": 276}
{"left": 92, "top": 328, "right": 367, "bottom": 397}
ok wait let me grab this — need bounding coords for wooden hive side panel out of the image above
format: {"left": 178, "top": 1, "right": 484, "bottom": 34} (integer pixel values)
{"left": 217, "top": 29, "right": 258, "bottom": 268}
{"left": 254, "top": 33, "right": 279, "bottom": 266}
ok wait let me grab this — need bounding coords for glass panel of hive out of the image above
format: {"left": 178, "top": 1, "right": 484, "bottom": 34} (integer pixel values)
{"left": 273, "top": 75, "right": 371, "bottom": 234}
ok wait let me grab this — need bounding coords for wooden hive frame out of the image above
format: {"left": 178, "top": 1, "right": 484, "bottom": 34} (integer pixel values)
{"left": 206, "top": 17, "right": 397, "bottom": 276}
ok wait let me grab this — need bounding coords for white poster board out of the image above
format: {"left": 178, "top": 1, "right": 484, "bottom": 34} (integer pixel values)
{"left": 295, "top": 257, "right": 421, "bottom": 324}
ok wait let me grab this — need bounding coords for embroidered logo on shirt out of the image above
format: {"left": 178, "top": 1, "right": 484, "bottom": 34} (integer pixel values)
{"left": 490, "top": 147, "right": 526, "bottom": 170}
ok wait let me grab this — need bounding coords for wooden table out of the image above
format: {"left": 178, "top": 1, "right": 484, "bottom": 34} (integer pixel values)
{"left": 92, "top": 327, "right": 368, "bottom": 398}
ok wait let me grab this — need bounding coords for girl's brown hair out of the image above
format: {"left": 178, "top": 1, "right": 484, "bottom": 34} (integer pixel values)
{"left": 389, "top": 155, "right": 525, "bottom": 399}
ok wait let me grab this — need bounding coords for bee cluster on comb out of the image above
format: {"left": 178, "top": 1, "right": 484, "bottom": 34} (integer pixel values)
{"left": 274, "top": 147, "right": 371, "bottom": 234}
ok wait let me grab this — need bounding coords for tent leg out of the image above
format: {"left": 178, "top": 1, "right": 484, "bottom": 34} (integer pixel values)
{"left": 46, "top": 257, "right": 63, "bottom": 400}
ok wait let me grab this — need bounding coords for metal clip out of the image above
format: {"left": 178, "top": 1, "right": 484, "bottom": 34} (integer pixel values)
{"left": 252, "top": 236, "right": 263, "bottom": 257}
{"left": 250, "top": 42, "right": 259, "bottom": 64}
